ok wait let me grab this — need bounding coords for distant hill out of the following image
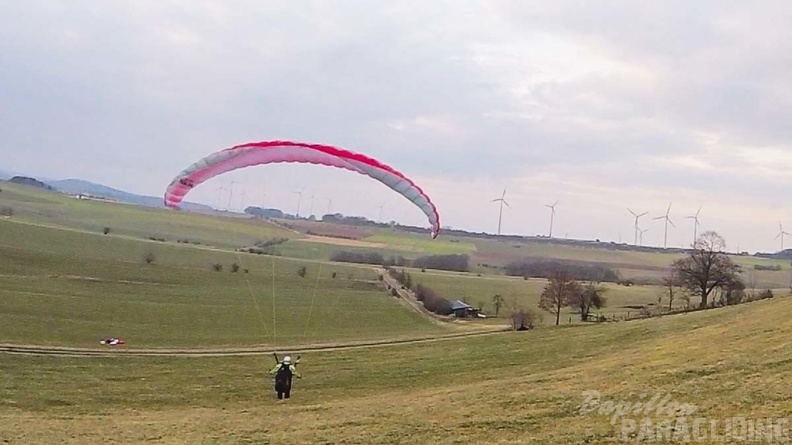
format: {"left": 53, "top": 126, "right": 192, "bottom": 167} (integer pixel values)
{"left": 46, "top": 179, "right": 213, "bottom": 212}
{"left": 10, "top": 176, "right": 54, "bottom": 190}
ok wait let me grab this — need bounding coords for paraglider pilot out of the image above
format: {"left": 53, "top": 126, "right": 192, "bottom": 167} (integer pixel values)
{"left": 269, "top": 353, "right": 301, "bottom": 399}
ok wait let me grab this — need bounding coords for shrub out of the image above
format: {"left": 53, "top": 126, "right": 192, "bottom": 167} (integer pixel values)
{"left": 231, "top": 263, "right": 240, "bottom": 273}
{"left": 387, "top": 268, "right": 413, "bottom": 289}
{"left": 0, "top": 206, "right": 13, "bottom": 216}
{"left": 382, "top": 255, "right": 409, "bottom": 267}
{"left": 297, "top": 265, "right": 307, "bottom": 278}
{"left": 511, "top": 308, "right": 541, "bottom": 330}
{"left": 412, "top": 254, "right": 469, "bottom": 272}
{"left": 414, "top": 284, "right": 452, "bottom": 316}
{"left": 504, "top": 259, "right": 620, "bottom": 282}
{"left": 103, "top": 227, "right": 110, "bottom": 235}
{"left": 212, "top": 263, "right": 223, "bottom": 272}
{"left": 143, "top": 251, "right": 156, "bottom": 264}
{"left": 330, "top": 250, "right": 384, "bottom": 265}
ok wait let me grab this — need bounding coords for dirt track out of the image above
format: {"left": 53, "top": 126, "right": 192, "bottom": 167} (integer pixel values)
{"left": 0, "top": 328, "right": 509, "bottom": 358}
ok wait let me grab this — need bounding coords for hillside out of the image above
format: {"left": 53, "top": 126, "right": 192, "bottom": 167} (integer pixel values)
{"left": 9, "top": 176, "right": 53, "bottom": 190}
{"left": 2, "top": 295, "right": 791, "bottom": 443}
{"left": 46, "top": 178, "right": 213, "bottom": 211}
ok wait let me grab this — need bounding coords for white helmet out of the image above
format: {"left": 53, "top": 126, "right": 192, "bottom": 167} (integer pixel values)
{"left": 283, "top": 355, "right": 291, "bottom": 364}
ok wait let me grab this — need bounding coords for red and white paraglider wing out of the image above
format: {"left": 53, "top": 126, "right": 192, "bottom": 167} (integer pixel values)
{"left": 164, "top": 141, "right": 441, "bottom": 238}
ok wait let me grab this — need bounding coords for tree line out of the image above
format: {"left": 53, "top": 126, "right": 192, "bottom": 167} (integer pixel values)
{"left": 332, "top": 250, "right": 469, "bottom": 272}
{"left": 531, "top": 231, "right": 769, "bottom": 326}
{"left": 504, "top": 259, "right": 621, "bottom": 283}
{"left": 385, "top": 267, "right": 453, "bottom": 316}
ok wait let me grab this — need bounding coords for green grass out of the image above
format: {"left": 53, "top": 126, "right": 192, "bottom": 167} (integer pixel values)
{"left": 0, "top": 218, "right": 449, "bottom": 348}
{"left": 4, "top": 182, "right": 792, "bottom": 443}
{"left": 4, "top": 181, "right": 788, "bottom": 290}
{"left": 2, "top": 296, "right": 791, "bottom": 443}
{"left": 408, "top": 269, "right": 667, "bottom": 321}
{"left": 0, "top": 182, "right": 297, "bottom": 248}
{"left": 365, "top": 232, "right": 477, "bottom": 255}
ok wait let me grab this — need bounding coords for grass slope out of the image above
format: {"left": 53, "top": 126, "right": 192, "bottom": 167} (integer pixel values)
{"left": 410, "top": 269, "right": 664, "bottom": 320}
{"left": 0, "top": 219, "right": 449, "bottom": 348}
{"left": 0, "top": 182, "right": 296, "bottom": 248}
{"left": 3, "top": 181, "right": 790, "bottom": 290}
{"left": 2, "top": 296, "right": 791, "bottom": 443}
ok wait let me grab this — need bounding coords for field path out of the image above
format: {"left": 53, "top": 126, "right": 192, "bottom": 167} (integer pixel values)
{"left": 0, "top": 328, "right": 508, "bottom": 358}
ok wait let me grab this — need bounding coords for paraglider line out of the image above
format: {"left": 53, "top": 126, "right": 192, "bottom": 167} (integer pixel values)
{"left": 271, "top": 255, "right": 277, "bottom": 349}
{"left": 236, "top": 250, "right": 271, "bottom": 344}
{"left": 310, "top": 268, "right": 356, "bottom": 339}
{"left": 302, "top": 262, "right": 323, "bottom": 341}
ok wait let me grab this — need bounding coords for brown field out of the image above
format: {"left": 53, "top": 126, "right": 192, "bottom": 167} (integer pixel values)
{"left": 296, "top": 234, "right": 388, "bottom": 248}
{"left": 276, "top": 218, "right": 375, "bottom": 239}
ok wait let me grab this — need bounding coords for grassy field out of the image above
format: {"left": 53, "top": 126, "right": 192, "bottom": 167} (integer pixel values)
{"left": 4, "top": 181, "right": 792, "bottom": 443}
{"left": 0, "top": 218, "right": 451, "bottom": 348}
{"left": 3, "top": 181, "right": 789, "bottom": 290}
{"left": 2, "top": 295, "right": 791, "bottom": 443}
{"left": 409, "top": 269, "right": 666, "bottom": 321}
{"left": 0, "top": 183, "right": 297, "bottom": 248}
{"left": 1, "top": 181, "right": 788, "bottom": 343}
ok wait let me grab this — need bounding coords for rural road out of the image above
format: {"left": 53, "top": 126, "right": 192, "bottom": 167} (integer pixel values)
{"left": 0, "top": 328, "right": 510, "bottom": 358}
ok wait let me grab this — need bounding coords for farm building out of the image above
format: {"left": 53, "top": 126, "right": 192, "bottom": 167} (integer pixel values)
{"left": 449, "top": 299, "right": 482, "bottom": 318}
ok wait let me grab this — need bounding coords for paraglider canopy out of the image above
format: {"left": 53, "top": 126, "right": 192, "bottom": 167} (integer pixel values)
{"left": 164, "top": 140, "right": 441, "bottom": 238}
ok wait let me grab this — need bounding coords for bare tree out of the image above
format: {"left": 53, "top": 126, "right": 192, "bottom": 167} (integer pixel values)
{"left": 661, "top": 269, "right": 681, "bottom": 311}
{"left": 539, "top": 271, "right": 582, "bottom": 325}
{"left": 492, "top": 294, "right": 504, "bottom": 317}
{"left": 570, "top": 281, "right": 607, "bottom": 321}
{"left": 671, "top": 231, "right": 742, "bottom": 308}
{"left": 511, "top": 308, "right": 541, "bottom": 330}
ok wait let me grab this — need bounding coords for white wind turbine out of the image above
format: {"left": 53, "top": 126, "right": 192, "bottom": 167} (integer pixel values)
{"left": 292, "top": 190, "right": 303, "bottom": 218}
{"left": 639, "top": 226, "right": 649, "bottom": 246}
{"left": 376, "top": 201, "right": 386, "bottom": 223}
{"left": 214, "top": 186, "right": 227, "bottom": 211}
{"left": 653, "top": 202, "right": 675, "bottom": 248}
{"left": 628, "top": 208, "right": 649, "bottom": 246}
{"left": 490, "top": 187, "right": 510, "bottom": 235}
{"left": 776, "top": 221, "right": 790, "bottom": 251}
{"left": 545, "top": 200, "right": 559, "bottom": 238}
{"left": 685, "top": 207, "right": 702, "bottom": 245}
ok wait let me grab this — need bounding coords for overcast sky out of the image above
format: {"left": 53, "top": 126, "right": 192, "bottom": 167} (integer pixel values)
{"left": 3, "top": 1, "right": 792, "bottom": 253}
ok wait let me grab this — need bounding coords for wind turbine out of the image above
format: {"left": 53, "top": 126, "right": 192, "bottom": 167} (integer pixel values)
{"left": 239, "top": 190, "right": 248, "bottom": 212}
{"left": 627, "top": 208, "right": 648, "bottom": 246}
{"left": 214, "top": 186, "right": 227, "bottom": 210}
{"left": 326, "top": 197, "right": 333, "bottom": 215}
{"left": 308, "top": 192, "right": 315, "bottom": 217}
{"left": 776, "top": 221, "right": 790, "bottom": 251}
{"left": 227, "top": 180, "right": 237, "bottom": 210}
{"left": 639, "top": 227, "right": 649, "bottom": 246}
{"left": 292, "top": 190, "right": 303, "bottom": 218}
{"left": 653, "top": 203, "right": 675, "bottom": 249}
{"left": 685, "top": 207, "right": 702, "bottom": 245}
{"left": 376, "top": 202, "right": 385, "bottom": 223}
{"left": 490, "top": 187, "right": 510, "bottom": 235}
{"left": 545, "top": 200, "right": 559, "bottom": 238}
